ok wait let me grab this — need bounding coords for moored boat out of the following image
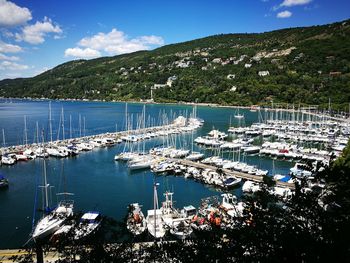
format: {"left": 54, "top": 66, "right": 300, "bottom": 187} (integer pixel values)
{"left": 126, "top": 203, "right": 147, "bottom": 236}
{"left": 74, "top": 211, "right": 102, "bottom": 240}
{"left": 32, "top": 200, "right": 74, "bottom": 241}
{"left": 146, "top": 183, "right": 166, "bottom": 239}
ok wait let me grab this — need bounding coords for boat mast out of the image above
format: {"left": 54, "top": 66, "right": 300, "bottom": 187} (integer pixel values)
{"left": 143, "top": 104, "right": 146, "bottom": 153}
{"left": 24, "top": 115, "right": 28, "bottom": 145}
{"left": 49, "top": 101, "right": 53, "bottom": 143}
{"left": 2, "top": 128, "right": 5, "bottom": 147}
{"left": 153, "top": 182, "right": 159, "bottom": 240}
{"left": 61, "top": 107, "right": 65, "bottom": 141}
{"left": 41, "top": 130, "right": 49, "bottom": 210}
{"left": 79, "top": 114, "right": 82, "bottom": 138}
{"left": 69, "top": 114, "right": 72, "bottom": 139}
{"left": 125, "top": 103, "right": 128, "bottom": 131}
{"left": 36, "top": 121, "right": 39, "bottom": 144}
{"left": 83, "top": 117, "right": 86, "bottom": 137}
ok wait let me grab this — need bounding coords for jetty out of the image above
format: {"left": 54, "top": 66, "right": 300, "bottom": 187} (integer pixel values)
{"left": 0, "top": 116, "right": 202, "bottom": 160}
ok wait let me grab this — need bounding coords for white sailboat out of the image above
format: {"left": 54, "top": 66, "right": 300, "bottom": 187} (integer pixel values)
{"left": 146, "top": 182, "right": 166, "bottom": 239}
{"left": 32, "top": 135, "right": 74, "bottom": 241}
{"left": 234, "top": 108, "right": 244, "bottom": 119}
{"left": 32, "top": 200, "right": 74, "bottom": 241}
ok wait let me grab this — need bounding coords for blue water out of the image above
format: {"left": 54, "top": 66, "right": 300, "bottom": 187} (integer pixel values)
{"left": 0, "top": 99, "right": 293, "bottom": 248}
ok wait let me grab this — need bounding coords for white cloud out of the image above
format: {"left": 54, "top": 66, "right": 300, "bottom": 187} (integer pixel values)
{"left": 64, "top": 47, "right": 101, "bottom": 59}
{"left": 137, "top": 35, "right": 164, "bottom": 45}
{"left": 0, "top": 41, "right": 22, "bottom": 53}
{"left": 277, "top": 10, "right": 292, "bottom": 18}
{"left": 0, "top": 60, "right": 28, "bottom": 70}
{"left": 281, "top": 0, "right": 312, "bottom": 7}
{"left": 65, "top": 28, "right": 165, "bottom": 59}
{"left": 16, "top": 17, "right": 62, "bottom": 44}
{"left": 0, "top": 0, "right": 32, "bottom": 27}
{"left": 0, "top": 53, "right": 19, "bottom": 61}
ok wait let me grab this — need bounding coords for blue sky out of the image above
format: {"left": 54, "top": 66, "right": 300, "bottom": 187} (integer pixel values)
{"left": 0, "top": 0, "right": 349, "bottom": 80}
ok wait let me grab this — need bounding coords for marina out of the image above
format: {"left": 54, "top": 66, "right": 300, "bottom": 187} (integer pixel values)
{"left": 0, "top": 99, "right": 349, "bottom": 248}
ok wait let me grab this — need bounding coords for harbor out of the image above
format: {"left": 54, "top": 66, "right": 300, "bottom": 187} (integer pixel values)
{"left": 0, "top": 99, "right": 349, "bottom": 248}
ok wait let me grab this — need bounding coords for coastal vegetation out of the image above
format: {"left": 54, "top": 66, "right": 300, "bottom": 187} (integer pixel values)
{"left": 1, "top": 19, "right": 350, "bottom": 110}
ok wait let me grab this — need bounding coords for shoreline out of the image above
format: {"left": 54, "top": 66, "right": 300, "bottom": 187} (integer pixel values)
{"left": 0, "top": 95, "right": 334, "bottom": 111}
{"left": 2, "top": 96, "right": 349, "bottom": 123}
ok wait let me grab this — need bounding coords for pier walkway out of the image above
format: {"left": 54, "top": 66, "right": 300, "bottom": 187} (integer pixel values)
{"left": 176, "top": 159, "right": 295, "bottom": 190}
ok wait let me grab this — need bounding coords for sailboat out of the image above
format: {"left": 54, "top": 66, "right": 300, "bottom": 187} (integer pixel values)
{"left": 146, "top": 182, "right": 166, "bottom": 239}
{"left": 186, "top": 125, "right": 204, "bottom": 161}
{"left": 32, "top": 133, "right": 74, "bottom": 241}
{"left": 234, "top": 108, "right": 244, "bottom": 119}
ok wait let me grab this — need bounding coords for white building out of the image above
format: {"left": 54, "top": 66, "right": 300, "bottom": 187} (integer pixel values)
{"left": 227, "top": 74, "right": 236, "bottom": 80}
{"left": 258, "top": 71, "right": 270, "bottom": 77}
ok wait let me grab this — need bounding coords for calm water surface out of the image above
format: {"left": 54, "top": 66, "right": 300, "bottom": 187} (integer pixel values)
{"left": 0, "top": 99, "right": 293, "bottom": 248}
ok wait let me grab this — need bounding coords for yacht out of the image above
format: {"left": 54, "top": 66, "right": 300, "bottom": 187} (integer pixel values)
{"left": 185, "top": 151, "right": 204, "bottom": 161}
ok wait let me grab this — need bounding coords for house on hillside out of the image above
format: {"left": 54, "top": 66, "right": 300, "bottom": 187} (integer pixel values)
{"left": 154, "top": 84, "right": 167, "bottom": 89}
{"left": 329, "top": 71, "right": 342, "bottom": 77}
{"left": 258, "top": 71, "right": 270, "bottom": 77}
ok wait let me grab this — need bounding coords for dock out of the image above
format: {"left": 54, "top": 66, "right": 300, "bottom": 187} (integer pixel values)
{"left": 0, "top": 122, "right": 184, "bottom": 156}
{"left": 176, "top": 159, "right": 295, "bottom": 190}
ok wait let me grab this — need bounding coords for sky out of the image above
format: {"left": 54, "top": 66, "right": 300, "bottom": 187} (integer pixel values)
{"left": 0, "top": 0, "right": 349, "bottom": 80}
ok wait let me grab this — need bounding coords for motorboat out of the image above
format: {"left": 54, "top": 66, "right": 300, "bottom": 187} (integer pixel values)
{"left": 1, "top": 154, "right": 16, "bottom": 165}
{"left": 126, "top": 203, "right": 147, "bottom": 236}
{"left": 74, "top": 211, "right": 102, "bottom": 240}
{"left": 223, "top": 177, "right": 242, "bottom": 188}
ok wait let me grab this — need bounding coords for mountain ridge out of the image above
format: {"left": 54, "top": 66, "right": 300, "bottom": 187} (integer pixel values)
{"left": 1, "top": 19, "right": 350, "bottom": 110}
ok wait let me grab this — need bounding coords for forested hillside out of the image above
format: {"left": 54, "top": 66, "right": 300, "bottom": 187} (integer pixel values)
{"left": 1, "top": 19, "right": 350, "bottom": 110}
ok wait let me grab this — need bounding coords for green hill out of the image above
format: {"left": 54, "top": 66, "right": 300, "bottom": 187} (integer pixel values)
{"left": 1, "top": 19, "right": 350, "bottom": 110}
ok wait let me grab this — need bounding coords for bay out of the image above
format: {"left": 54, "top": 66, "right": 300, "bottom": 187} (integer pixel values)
{"left": 0, "top": 99, "right": 293, "bottom": 248}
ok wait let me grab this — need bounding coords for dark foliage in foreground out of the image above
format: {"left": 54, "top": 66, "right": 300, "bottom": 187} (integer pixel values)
{"left": 14, "top": 143, "right": 350, "bottom": 262}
